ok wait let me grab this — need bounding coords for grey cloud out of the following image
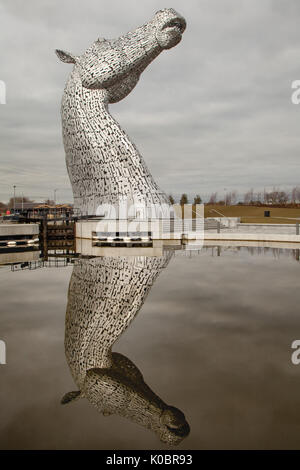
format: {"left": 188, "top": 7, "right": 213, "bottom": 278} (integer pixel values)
{"left": 1, "top": 0, "right": 300, "bottom": 203}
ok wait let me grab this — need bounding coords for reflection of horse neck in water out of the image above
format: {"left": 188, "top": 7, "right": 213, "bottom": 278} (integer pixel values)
{"left": 63, "top": 253, "right": 190, "bottom": 445}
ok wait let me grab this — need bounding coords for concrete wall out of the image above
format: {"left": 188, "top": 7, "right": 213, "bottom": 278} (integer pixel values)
{"left": 207, "top": 217, "right": 240, "bottom": 228}
{"left": 172, "top": 204, "right": 203, "bottom": 219}
{"left": 183, "top": 204, "right": 193, "bottom": 219}
{"left": 76, "top": 219, "right": 300, "bottom": 243}
{"left": 195, "top": 204, "right": 204, "bottom": 218}
{"left": 0, "top": 224, "right": 39, "bottom": 236}
{"left": 75, "top": 220, "right": 184, "bottom": 240}
{"left": 0, "top": 250, "right": 40, "bottom": 265}
{"left": 173, "top": 204, "right": 182, "bottom": 218}
{"left": 75, "top": 238, "right": 164, "bottom": 257}
{"left": 222, "top": 223, "right": 299, "bottom": 234}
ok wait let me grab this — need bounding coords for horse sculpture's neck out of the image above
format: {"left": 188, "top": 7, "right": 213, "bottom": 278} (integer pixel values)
{"left": 61, "top": 70, "right": 169, "bottom": 215}
{"left": 65, "top": 255, "right": 172, "bottom": 388}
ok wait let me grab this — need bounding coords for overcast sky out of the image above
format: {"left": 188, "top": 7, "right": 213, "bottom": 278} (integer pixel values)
{"left": 0, "top": 0, "right": 300, "bottom": 203}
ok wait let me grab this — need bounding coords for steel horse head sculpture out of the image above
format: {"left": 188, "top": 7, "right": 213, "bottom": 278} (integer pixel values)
{"left": 56, "top": 9, "right": 186, "bottom": 216}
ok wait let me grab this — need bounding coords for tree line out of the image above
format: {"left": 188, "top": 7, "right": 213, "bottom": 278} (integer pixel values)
{"left": 168, "top": 194, "right": 202, "bottom": 205}
{"left": 1, "top": 187, "right": 300, "bottom": 213}
{"left": 169, "top": 186, "right": 300, "bottom": 206}
{"left": 0, "top": 197, "right": 56, "bottom": 213}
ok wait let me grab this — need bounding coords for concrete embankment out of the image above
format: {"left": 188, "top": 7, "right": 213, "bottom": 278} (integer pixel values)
{"left": 0, "top": 224, "right": 39, "bottom": 237}
{"left": 205, "top": 222, "right": 300, "bottom": 243}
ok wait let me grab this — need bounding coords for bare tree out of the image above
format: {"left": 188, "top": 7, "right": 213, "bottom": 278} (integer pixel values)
{"left": 256, "top": 191, "right": 263, "bottom": 204}
{"left": 291, "top": 186, "right": 300, "bottom": 203}
{"left": 244, "top": 188, "right": 254, "bottom": 205}
{"left": 262, "top": 188, "right": 288, "bottom": 205}
{"left": 224, "top": 191, "right": 237, "bottom": 206}
{"left": 8, "top": 196, "right": 33, "bottom": 209}
{"left": 278, "top": 191, "right": 288, "bottom": 205}
{"left": 264, "top": 191, "right": 272, "bottom": 205}
{"left": 0, "top": 201, "right": 7, "bottom": 213}
{"left": 208, "top": 192, "right": 218, "bottom": 204}
{"left": 231, "top": 191, "right": 237, "bottom": 205}
{"left": 225, "top": 192, "right": 232, "bottom": 206}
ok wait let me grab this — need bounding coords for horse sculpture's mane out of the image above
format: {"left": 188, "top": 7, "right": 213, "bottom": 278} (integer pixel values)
{"left": 56, "top": 9, "right": 186, "bottom": 215}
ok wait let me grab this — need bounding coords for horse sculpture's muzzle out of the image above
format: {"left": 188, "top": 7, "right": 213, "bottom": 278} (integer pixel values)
{"left": 155, "top": 9, "right": 187, "bottom": 49}
{"left": 161, "top": 15, "right": 186, "bottom": 34}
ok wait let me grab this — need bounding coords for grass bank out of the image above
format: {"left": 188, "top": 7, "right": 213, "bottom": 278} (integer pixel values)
{"left": 204, "top": 205, "right": 300, "bottom": 224}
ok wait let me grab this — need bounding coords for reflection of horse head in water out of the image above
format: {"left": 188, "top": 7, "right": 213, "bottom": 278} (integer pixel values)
{"left": 63, "top": 254, "right": 190, "bottom": 445}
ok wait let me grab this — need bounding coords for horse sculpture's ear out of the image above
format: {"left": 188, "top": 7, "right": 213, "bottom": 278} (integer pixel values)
{"left": 55, "top": 49, "right": 77, "bottom": 64}
{"left": 61, "top": 390, "right": 83, "bottom": 404}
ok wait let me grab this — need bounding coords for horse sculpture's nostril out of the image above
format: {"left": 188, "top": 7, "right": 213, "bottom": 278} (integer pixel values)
{"left": 162, "top": 18, "right": 185, "bottom": 30}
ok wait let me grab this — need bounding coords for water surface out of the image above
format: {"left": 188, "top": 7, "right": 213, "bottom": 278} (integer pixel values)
{"left": 0, "top": 246, "right": 300, "bottom": 449}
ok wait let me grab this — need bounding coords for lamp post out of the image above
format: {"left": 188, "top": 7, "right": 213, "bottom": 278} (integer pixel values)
{"left": 53, "top": 189, "right": 58, "bottom": 205}
{"left": 54, "top": 189, "right": 58, "bottom": 221}
{"left": 13, "top": 185, "right": 16, "bottom": 213}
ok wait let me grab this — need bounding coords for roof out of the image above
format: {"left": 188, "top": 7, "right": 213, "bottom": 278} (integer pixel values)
{"left": 14, "top": 202, "right": 73, "bottom": 210}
